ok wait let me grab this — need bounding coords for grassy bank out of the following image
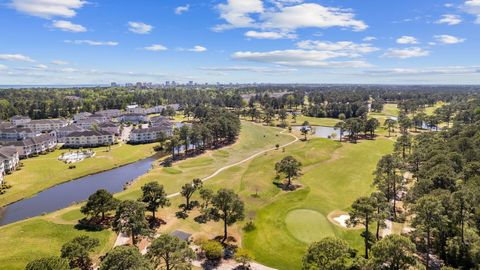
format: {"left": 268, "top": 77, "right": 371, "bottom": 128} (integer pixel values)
{"left": 1, "top": 143, "right": 157, "bottom": 206}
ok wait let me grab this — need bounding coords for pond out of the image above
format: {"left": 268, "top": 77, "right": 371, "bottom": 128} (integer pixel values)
{"left": 294, "top": 126, "right": 348, "bottom": 139}
{"left": 0, "top": 157, "right": 156, "bottom": 226}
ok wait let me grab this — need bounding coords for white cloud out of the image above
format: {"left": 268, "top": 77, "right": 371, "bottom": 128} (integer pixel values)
{"left": 383, "top": 47, "right": 430, "bottom": 59}
{"left": 144, "top": 44, "right": 168, "bottom": 51}
{"left": 434, "top": 34, "right": 465, "bottom": 44}
{"left": 128, "top": 21, "right": 153, "bottom": 34}
{"left": 52, "top": 20, "right": 86, "bottom": 32}
{"left": 296, "top": 40, "right": 379, "bottom": 55}
{"left": 0, "top": 64, "right": 7, "bottom": 70}
{"left": 188, "top": 46, "right": 207, "bottom": 52}
{"left": 34, "top": 64, "right": 48, "bottom": 69}
{"left": 175, "top": 4, "right": 190, "bottom": 15}
{"left": 232, "top": 49, "right": 371, "bottom": 68}
{"left": 244, "top": 30, "right": 296, "bottom": 39}
{"left": 214, "top": 1, "right": 367, "bottom": 32}
{"left": 215, "top": 0, "right": 264, "bottom": 31}
{"left": 9, "top": 0, "right": 86, "bottom": 18}
{"left": 261, "top": 3, "right": 368, "bottom": 32}
{"left": 436, "top": 14, "right": 462, "bottom": 25}
{"left": 363, "top": 36, "right": 376, "bottom": 41}
{"left": 64, "top": 40, "right": 119, "bottom": 46}
{"left": 0, "top": 54, "right": 35, "bottom": 62}
{"left": 51, "top": 60, "right": 69, "bottom": 65}
{"left": 464, "top": 0, "right": 480, "bottom": 23}
{"left": 396, "top": 36, "right": 418, "bottom": 44}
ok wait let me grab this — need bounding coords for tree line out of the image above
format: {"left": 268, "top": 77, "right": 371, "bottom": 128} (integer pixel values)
{"left": 301, "top": 98, "right": 480, "bottom": 270}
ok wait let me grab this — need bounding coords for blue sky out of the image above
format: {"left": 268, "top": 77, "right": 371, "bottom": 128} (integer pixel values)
{"left": 0, "top": 0, "right": 479, "bottom": 85}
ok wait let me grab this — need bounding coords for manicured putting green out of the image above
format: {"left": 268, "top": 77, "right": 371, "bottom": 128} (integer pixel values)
{"left": 285, "top": 209, "right": 335, "bottom": 243}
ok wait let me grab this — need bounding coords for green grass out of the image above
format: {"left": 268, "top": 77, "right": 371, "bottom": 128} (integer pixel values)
{"left": 382, "top": 103, "right": 399, "bottom": 117}
{"left": 424, "top": 101, "right": 445, "bottom": 116}
{"left": 0, "top": 122, "right": 294, "bottom": 269}
{"left": 285, "top": 209, "right": 335, "bottom": 243}
{"left": 0, "top": 218, "right": 115, "bottom": 270}
{"left": 1, "top": 143, "right": 157, "bottom": 206}
{"left": 292, "top": 115, "right": 340, "bottom": 127}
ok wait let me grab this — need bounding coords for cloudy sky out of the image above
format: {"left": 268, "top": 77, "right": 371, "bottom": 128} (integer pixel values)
{"left": 0, "top": 0, "right": 479, "bottom": 85}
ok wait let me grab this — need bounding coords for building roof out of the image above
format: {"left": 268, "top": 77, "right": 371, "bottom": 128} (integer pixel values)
{"left": 74, "top": 112, "right": 92, "bottom": 117}
{"left": 57, "top": 125, "right": 85, "bottom": 132}
{"left": 4, "top": 134, "right": 55, "bottom": 147}
{"left": 0, "top": 146, "right": 18, "bottom": 160}
{"left": 96, "top": 109, "right": 122, "bottom": 114}
{"left": 89, "top": 114, "right": 107, "bottom": 119}
{"left": 150, "top": 116, "right": 170, "bottom": 122}
{"left": 0, "top": 127, "right": 36, "bottom": 134}
{"left": 67, "top": 130, "right": 114, "bottom": 137}
{"left": 122, "top": 113, "right": 147, "bottom": 117}
{"left": 76, "top": 118, "right": 102, "bottom": 125}
{"left": 131, "top": 126, "right": 170, "bottom": 134}
{"left": 170, "top": 230, "right": 191, "bottom": 242}
{"left": 28, "top": 119, "right": 67, "bottom": 125}
{"left": 0, "top": 122, "right": 14, "bottom": 129}
{"left": 10, "top": 115, "right": 31, "bottom": 120}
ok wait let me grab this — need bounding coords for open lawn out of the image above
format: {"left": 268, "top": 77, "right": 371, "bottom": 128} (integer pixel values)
{"left": 291, "top": 115, "right": 340, "bottom": 127}
{"left": 382, "top": 103, "right": 400, "bottom": 117}
{"left": 1, "top": 143, "right": 157, "bottom": 206}
{"left": 0, "top": 217, "right": 115, "bottom": 270}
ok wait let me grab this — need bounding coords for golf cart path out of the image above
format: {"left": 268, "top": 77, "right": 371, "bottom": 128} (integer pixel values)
{"left": 114, "top": 126, "right": 298, "bottom": 269}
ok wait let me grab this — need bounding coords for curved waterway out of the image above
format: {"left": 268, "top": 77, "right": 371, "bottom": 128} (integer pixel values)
{"left": 0, "top": 157, "right": 156, "bottom": 226}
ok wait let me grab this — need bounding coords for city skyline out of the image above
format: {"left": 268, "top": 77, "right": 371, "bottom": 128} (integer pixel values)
{"left": 1, "top": 0, "right": 480, "bottom": 85}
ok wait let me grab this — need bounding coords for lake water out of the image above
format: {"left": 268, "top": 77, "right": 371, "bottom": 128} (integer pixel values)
{"left": 0, "top": 157, "right": 156, "bottom": 226}
{"left": 294, "top": 126, "right": 348, "bottom": 139}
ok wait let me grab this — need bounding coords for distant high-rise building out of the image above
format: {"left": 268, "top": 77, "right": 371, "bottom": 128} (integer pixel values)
{"left": 111, "top": 82, "right": 118, "bottom": 87}
{"left": 165, "top": 81, "right": 170, "bottom": 87}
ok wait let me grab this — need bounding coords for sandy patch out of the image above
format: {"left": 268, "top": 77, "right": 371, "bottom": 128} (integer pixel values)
{"left": 327, "top": 210, "right": 362, "bottom": 229}
{"left": 333, "top": 215, "right": 350, "bottom": 228}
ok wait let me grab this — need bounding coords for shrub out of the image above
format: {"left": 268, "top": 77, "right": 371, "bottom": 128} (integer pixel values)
{"left": 243, "top": 220, "right": 256, "bottom": 232}
{"left": 201, "top": 240, "right": 223, "bottom": 261}
{"left": 235, "top": 248, "right": 252, "bottom": 269}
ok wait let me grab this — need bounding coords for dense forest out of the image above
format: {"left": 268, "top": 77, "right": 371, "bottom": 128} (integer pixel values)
{"left": 0, "top": 85, "right": 478, "bottom": 120}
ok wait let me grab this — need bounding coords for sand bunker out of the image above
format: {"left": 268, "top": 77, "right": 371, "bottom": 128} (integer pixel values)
{"left": 333, "top": 214, "right": 350, "bottom": 228}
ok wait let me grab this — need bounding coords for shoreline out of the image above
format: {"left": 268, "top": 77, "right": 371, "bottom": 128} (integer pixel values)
{"left": 0, "top": 151, "right": 165, "bottom": 208}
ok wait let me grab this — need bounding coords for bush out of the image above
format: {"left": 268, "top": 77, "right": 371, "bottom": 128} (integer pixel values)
{"left": 243, "top": 220, "right": 256, "bottom": 232}
{"left": 69, "top": 165, "right": 76, "bottom": 169}
{"left": 201, "top": 240, "right": 223, "bottom": 261}
{"left": 235, "top": 248, "right": 252, "bottom": 269}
